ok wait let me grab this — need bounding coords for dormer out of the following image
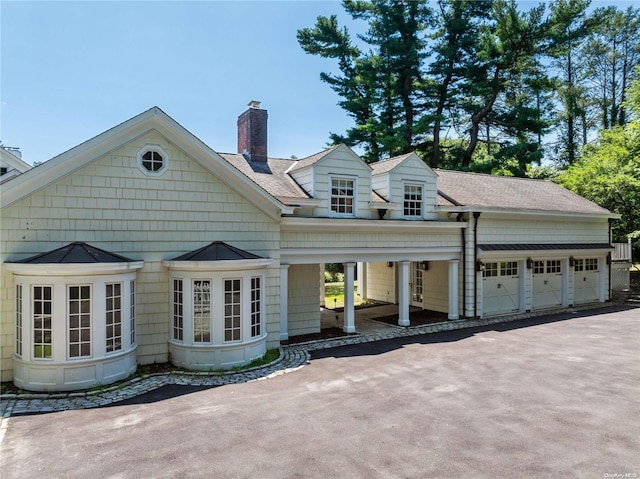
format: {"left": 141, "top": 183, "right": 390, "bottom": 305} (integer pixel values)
{"left": 287, "top": 144, "right": 373, "bottom": 218}
{"left": 1, "top": 146, "right": 31, "bottom": 184}
{"left": 370, "top": 152, "right": 438, "bottom": 220}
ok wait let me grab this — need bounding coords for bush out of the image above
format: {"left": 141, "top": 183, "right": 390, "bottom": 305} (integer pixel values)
{"left": 324, "top": 270, "right": 345, "bottom": 283}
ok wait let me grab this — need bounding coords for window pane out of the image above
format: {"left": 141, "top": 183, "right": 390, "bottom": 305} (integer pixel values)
{"left": 106, "top": 283, "right": 122, "bottom": 352}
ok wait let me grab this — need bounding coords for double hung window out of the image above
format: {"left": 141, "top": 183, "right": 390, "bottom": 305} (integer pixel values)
{"left": 331, "top": 178, "right": 354, "bottom": 215}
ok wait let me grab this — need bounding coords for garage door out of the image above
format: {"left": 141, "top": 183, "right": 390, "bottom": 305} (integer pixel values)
{"left": 483, "top": 261, "right": 520, "bottom": 315}
{"left": 574, "top": 258, "right": 599, "bottom": 304}
{"left": 532, "top": 259, "right": 562, "bottom": 309}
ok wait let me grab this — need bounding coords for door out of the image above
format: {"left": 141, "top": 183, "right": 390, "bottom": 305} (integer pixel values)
{"left": 532, "top": 259, "right": 563, "bottom": 309}
{"left": 410, "top": 262, "right": 424, "bottom": 307}
{"left": 574, "top": 258, "right": 599, "bottom": 304}
{"left": 482, "top": 261, "right": 520, "bottom": 315}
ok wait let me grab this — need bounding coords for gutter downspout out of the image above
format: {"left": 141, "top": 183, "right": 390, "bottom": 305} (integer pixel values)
{"left": 608, "top": 218, "right": 614, "bottom": 300}
{"left": 457, "top": 212, "right": 466, "bottom": 317}
{"left": 473, "top": 212, "right": 481, "bottom": 318}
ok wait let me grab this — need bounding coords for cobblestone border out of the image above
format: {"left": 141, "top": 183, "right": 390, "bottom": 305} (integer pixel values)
{"left": 0, "top": 301, "right": 621, "bottom": 418}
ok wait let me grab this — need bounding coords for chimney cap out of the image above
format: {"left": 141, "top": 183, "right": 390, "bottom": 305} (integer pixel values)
{"left": 247, "top": 100, "right": 262, "bottom": 109}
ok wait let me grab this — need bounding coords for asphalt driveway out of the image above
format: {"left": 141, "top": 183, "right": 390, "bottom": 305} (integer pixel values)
{"left": 2, "top": 306, "right": 639, "bottom": 478}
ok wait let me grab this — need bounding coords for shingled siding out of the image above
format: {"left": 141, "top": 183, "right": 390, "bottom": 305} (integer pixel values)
{"left": 287, "top": 264, "right": 321, "bottom": 337}
{"left": 0, "top": 131, "right": 280, "bottom": 381}
{"left": 366, "top": 262, "right": 396, "bottom": 304}
{"left": 477, "top": 216, "right": 610, "bottom": 244}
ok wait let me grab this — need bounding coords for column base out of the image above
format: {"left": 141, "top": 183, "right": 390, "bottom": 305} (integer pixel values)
{"left": 398, "top": 318, "right": 410, "bottom": 327}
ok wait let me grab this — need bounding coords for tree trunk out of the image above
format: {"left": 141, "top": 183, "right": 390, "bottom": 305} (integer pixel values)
{"left": 462, "top": 68, "right": 501, "bottom": 168}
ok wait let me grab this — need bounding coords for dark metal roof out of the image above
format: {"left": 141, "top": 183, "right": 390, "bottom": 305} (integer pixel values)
{"left": 11, "top": 242, "right": 134, "bottom": 264}
{"left": 171, "top": 242, "right": 263, "bottom": 261}
{"left": 479, "top": 243, "right": 613, "bottom": 252}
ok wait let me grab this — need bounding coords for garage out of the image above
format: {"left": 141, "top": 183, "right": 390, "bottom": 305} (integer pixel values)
{"left": 482, "top": 261, "right": 520, "bottom": 315}
{"left": 574, "top": 258, "right": 600, "bottom": 304}
{"left": 532, "top": 259, "right": 563, "bottom": 309}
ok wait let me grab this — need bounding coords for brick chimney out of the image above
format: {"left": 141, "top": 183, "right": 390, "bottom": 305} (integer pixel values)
{"left": 238, "top": 100, "right": 267, "bottom": 163}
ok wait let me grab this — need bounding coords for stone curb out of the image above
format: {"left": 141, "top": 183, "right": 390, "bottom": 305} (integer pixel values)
{"left": 0, "top": 301, "right": 624, "bottom": 418}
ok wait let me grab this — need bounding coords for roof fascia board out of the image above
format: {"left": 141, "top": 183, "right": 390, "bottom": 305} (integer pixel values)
{"left": 437, "top": 205, "right": 618, "bottom": 220}
{"left": 0, "top": 148, "right": 32, "bottom": 172}
{"left": 162, "top": 258, "right": 272, "bottom": 271}
{"left": 4, "top": 261, "right": 145, "bottom": 276}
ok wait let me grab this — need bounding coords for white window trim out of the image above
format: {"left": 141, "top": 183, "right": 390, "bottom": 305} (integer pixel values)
{"left": 329, "top": 175, "right": 357, "bottom": 218}
{"left": 67, "top": 284, "right": 92, "bottom": 360}
{"left": 136, "top": 144, "right": 170, "bottom": 176}
{"left": 223, "top": 278, "right": 243, "bottom": 343}
{"left": 402, "top": 181, "right": 425, "bottom": 219}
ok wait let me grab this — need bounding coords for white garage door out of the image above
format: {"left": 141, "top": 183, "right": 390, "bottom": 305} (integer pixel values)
{"left": 574, "top": 258, "right": 599, "bottom": 304}
{"left": 532, "top": 259, "right": 563, "bottom": 309}
{"left": 483, "top": 261, "right": 520, "bottom": 315}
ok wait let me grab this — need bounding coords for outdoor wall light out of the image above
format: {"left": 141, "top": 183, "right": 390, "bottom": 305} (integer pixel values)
{"left": 526, "top": 258, "right": 533, "bottom": 269}
{"left": 476, "top": 261, "right": 484, "bottom": 272}
{"left": 387, "top": 261, "right": 394, "bottom": 268}
{"left": 421, "top": 261, "right": 429, "bottom": 271}
{"left": 569, "top": 256, "right": 575, "bottom": 267}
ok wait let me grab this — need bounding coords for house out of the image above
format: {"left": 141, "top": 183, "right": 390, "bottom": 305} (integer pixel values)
{"left": 0, "top": 102, "right": 616, "bottom": 391}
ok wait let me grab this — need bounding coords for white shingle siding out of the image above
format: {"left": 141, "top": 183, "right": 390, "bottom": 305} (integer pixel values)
{"left": 0, "top": 131, "right": 281, "bottom": 380}
{"left": 287, "top": 264, "right": 321, "bottom": 336}
{"left": 477, "top": 216, "right": 610, "bottom": 244}
{"left": 366, "top": 262, "right": 396, "bottom": 304}
{"left": 289, "top": 167, "right": 314, "bottom": 196}
{"left": 423, "top": 261, "right": 450, "bottom": 313}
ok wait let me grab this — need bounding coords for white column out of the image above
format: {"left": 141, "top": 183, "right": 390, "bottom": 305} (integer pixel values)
{"left": 279, "top": 264, "right": 290, "bottom": 340}
{"left": 519, "top": 259, "right": 527, "bottom": 312}
{"left": 319, "top": 263, "right": 325, "bottom": 307}
{"left": 562, "top": 258, "right": 570, "bottom": 307}
{"left": 343, "top": 262, "right": 356, "bottom": 333}
{"left": 598, "top": 256, "right": 606, "bottom": 302}
{"left": 448, "top": 260, "right": 460, "bottom": 320}
{"left": 357, "top": 262, "right": 368, "bottom": 300}
{"left": 398, "top": 261, "right": 410, "bottom": 326}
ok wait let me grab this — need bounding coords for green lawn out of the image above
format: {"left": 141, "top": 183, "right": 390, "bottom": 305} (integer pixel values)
{"left": 324, "top": 281, "right": 365, "bottom": 308}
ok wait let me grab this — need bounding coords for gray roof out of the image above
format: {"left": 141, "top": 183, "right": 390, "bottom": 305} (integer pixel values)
{"left": 370, "top": 153, "right": 413, "bottom": 175}
{"left": 171, "top": 241, "right": 262, "bottom": 261}
{"left": 435, "top": 170, "right": 611, "bottom": 215}
{"left": 10, "top": 242, "right": 133, "bottom": 264}
{"left": 219, "top": 150, "right": 609, "bottom": 216}
{"left": 286, "top": 146, "right": 339, "bottom": 173}
{"left": 219, "top": 154, "right": 310, "bottom": 200}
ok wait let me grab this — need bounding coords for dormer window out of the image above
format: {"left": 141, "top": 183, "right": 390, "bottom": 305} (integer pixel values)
{"left": 403, "top": 183, "right": 423, "bottom": 218}
{"left": 137, "top": 145, "right": 169, "bottom": 176}
{"left": 331, "top": 177, "right": 355, "bottom": 216}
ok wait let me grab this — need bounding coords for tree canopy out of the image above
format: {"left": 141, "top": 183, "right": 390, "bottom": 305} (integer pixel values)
{"left": 298, "top": 0, "right": 640, "bottom": 172}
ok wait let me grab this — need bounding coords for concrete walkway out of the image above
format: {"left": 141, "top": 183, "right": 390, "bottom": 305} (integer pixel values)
{"left": 0, "top": 302, "right": 618, "bottom": 418}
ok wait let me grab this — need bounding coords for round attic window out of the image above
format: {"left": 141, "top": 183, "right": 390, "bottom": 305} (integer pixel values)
{"left": 137, "top": 145, "right": 169, "bottom": 176}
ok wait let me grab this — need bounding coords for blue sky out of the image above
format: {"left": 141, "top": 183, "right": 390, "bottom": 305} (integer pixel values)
{"left": 0, "top": 0, "right": 634, "bottom": 165}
